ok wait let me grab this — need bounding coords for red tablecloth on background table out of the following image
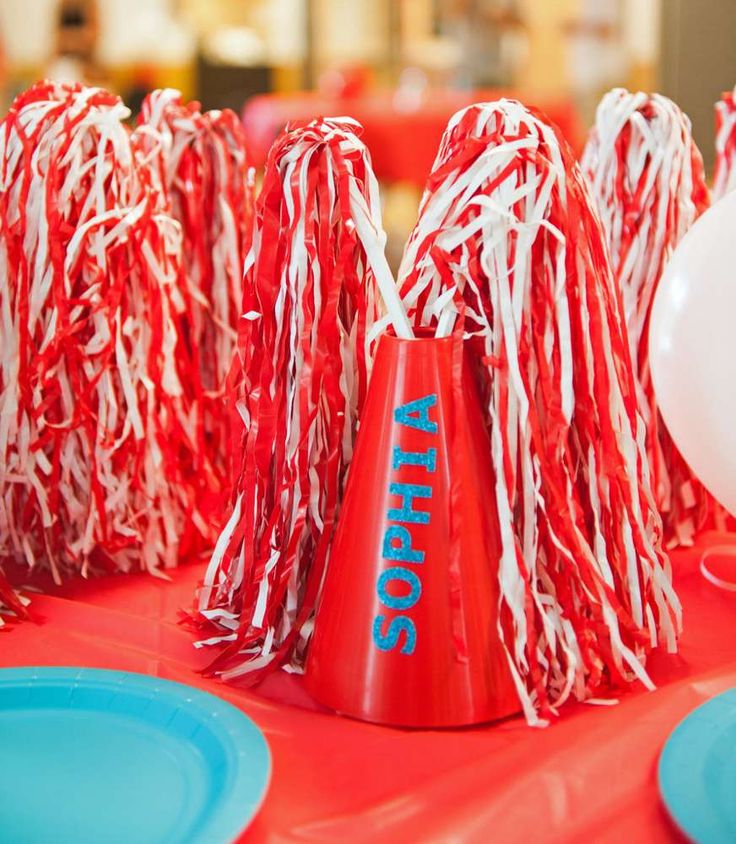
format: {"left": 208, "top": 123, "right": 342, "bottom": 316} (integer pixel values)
{"left": 242, "top": 90, "right": 584, "bottom": 185}
{"left": 4, "top": 534, "right": 736, "bottom": 842}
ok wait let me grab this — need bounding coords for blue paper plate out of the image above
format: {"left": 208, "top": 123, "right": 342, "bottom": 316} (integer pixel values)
{"left": 659, "top": 688, "right": 736, "bottom": 843}
{"left": 0, "top": 667, "right": 271, "bottom": 844}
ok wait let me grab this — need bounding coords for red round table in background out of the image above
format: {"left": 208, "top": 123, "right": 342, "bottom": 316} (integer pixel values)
{"left": 242, "top": 89, "right": 585, "bottom": 184}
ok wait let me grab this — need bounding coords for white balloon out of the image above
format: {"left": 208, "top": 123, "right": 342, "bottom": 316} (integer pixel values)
{"left": 650, "top": 190, "right": 736, "bottom": 516}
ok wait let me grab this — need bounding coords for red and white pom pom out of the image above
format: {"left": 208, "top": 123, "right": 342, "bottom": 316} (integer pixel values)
{"left": 714, "top": 87, "right": 736, "bottom": 200}
{"left": 0, "top": 81, "right": 187, "bottom": 584}
{"left": 399, "top": 100, "right": 680, "bottom": 723}
{"left": 195, "top": 118, "right": 410, "bottom": 679}
{"left": 133, "top": 91, "right": 255, "bottom": 546}
{"left": 0, "top": 575, "right": 29, "bottom": 625}
{"left": 582, "top": 88, "right": 714, "bottom": 547}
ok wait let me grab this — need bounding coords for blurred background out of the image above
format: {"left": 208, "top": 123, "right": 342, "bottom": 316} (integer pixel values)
{"left": 0, "top": 0, "right": 732, "bottom": 261}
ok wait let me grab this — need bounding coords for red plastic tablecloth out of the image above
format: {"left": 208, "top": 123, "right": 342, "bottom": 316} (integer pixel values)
{"left": 242, "top": 90, "right": 584, "bottom": 185}
{"left": 4, "top": 535, "right": 736, "bottom": 842}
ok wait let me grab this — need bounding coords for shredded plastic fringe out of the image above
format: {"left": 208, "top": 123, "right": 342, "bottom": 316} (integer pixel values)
{"left": 133, "top": 91, "right": 255, "bottom": 548}
{"left": 582, "top": 88, "right": 714, "bottom": 547}
{"left": 0, "top": 81, "right": 189, "bottom": 583}
{"left": 0, "top": 573, "right": 27, "bottom": 624}
{"left": 194, "top": 117, "right": 409, "bottom": 679}
{"left": 714, "top": 87, "right": 736, "bottom": 200}
{"left": 398, "top": 99, "right": 681, "bottom": 723}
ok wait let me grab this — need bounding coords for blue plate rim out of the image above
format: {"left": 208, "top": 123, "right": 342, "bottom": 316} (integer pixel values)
{"left": 658, "top": 687, "right": 736, "bottom": 844}
{"left": 0, "top": 665, "right": 271, "bottom": 844}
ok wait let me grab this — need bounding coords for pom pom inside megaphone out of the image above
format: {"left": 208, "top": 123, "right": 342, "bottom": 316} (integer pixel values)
{"left": 305, "top": 330, "right": 520, "bottom": 727}
{"left": 650, "top": 190, "right": 736, "bottom": 517}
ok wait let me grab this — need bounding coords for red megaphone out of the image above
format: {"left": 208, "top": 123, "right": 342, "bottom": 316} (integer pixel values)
{"left": 305, "top": 330, "right": 520, "bottom": 727}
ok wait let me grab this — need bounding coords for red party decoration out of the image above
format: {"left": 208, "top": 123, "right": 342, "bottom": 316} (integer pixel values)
{"left": 398, "top": 100, "right": 680, "bottom": 723}
{"left": 194, "top": 118, "right": 409, "bottom": 680}
{"left": 582, "top": 88, "right": 716, "bottom": 547}
{"left": 305, "top": 330, "right": 520, "bottom": 727}
{"left": 0, "top": 79, "right": 683, "bottom": 727}
{"left": 714, "top": 86, "right": 736, "bottom": 200}
{"left": 0, "top": 574, "right": 27, "bottom": 625}
{"left": 0, "top": 81, "right": 188, "bottom": 584}
{"left": 133, "top": 90, "right": 255, "bottom": 547}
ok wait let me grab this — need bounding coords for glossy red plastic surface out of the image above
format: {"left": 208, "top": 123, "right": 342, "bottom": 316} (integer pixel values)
{"left": 305, "top": 332, "right": 519, "bottom": 727}
{"left": 3, "top": 538, "right": 736, "bottom": 841}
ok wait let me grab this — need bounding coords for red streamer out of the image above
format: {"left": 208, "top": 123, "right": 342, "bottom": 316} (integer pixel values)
{"left": 132, "top": 90, "right": 255, "bottom": 551}
{"left": 714, "top": 87, "right": 736, "bottom": 200}
{"left": 194, "top": 118, "right": 385, "bottom": 680}
{"left": 582, "top": 89, "right": 717, "bottom": 547}
{"left": 398, "top": 100, "right": 680, "bottom": 722}
{"left": 0, "top": 81, "right": 189, "bottom": 586}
